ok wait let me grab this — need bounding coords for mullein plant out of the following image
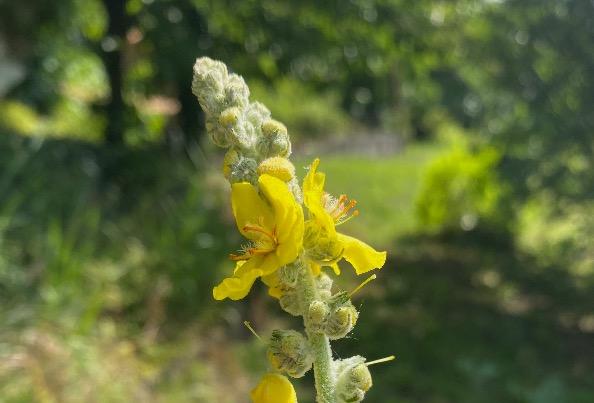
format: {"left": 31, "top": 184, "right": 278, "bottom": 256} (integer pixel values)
{"left": 192, "top": 57, "right": 393, "bottom": 403}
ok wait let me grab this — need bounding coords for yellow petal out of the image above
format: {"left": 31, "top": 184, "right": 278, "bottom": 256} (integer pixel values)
{"left": 258, "top": 174, "right": 304, "bottom": 262}
{"left": 261, "top": 271, "right": 282, "bottom": 299}
{"left": 302, "top": 159, "right": 336, "bottom": 235}
{"left": 337, "top": 233, "right": 387, "bottom": 275}
{"left": 231, "top": 182, "right": 274, "bottom": 239}
{"left": 303, "top": 158, "right": 325, "bottom": 196}
{"left": 250, "top": 373, "right": 298, "bottom": 403}
{"left": 213, "top": 262, "right": 264, "bottom": 300}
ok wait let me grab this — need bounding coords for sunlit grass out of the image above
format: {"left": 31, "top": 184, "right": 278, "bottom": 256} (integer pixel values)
{"left": 296, "top": 141, "right": 447, "bottom": 248}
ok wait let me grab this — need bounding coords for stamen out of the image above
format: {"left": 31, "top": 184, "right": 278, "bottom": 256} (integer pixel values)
{"left": 243, "top": 224, "right": 277, "bottom": 242}
{"left": 243, "top": 321, "right": 262, "bottom": 341}
{"left": 229, "top": 225, "right": 278, "bottom": 261}
{"left": 349, "top": 274, "right": 377, "bottom": 297}
{"left": 326, "top": 193, "right": 360, "bottom": 225}
{"left": 365, "top": 355, "right": 396, "bottom": 366}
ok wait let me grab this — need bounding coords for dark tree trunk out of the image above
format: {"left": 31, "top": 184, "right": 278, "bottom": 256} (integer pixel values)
{"left": 101, "top": 0, "right": 127, "bottom": 146}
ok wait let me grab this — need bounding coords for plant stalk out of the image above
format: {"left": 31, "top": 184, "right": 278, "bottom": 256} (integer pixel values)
{"left": 298, "top": 259, "right": 336, "bottom": 403}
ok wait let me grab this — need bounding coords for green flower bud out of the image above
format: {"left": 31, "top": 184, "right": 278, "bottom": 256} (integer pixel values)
{"left": 306, "top": 300, "right": 329, "bottom": 333}
{"left": 303, "top": 221, "right": 344, "bottom": 265}
{"left": 325, "top": 292, "right": 358, "bottom": 340}
{"left": 222, "top": 148, "right": 240, "bottom": 178}
{"left": 244, "top": 102, "right": 271, "bottom": 130}
{"left": 219, "top": 106, "right": 241, "bottom": 128}
{"left": 192, "top": 57, "right": 228, "bottom": 115}
{"left": 224, "top": 73, "right": 250, "bottom": 108}
{"left": 267, "top": 330, "right": 313, "bottom": 378}
{"left": 315, "top": 272, "right": 333, "bottom": 300}
{"left": 228, "top": 156, "right": 258, "bottom": 184}
{"left": 277, "top": 263, "right": 300, "bottom": 289}
{"left": 335, "top": 356, "right": 372, "bottom": 403}
{"left": 256, "top": 119, "right": 291, "bottom": 158}
{"left": 279, "top": 288, "right": 302, "bottom": 316}
{"left": 205, "top": 115, "right": 231, "bottom": 147}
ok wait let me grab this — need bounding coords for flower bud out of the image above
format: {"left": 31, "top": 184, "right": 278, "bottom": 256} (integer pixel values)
{"left": 219, "top": 106, "right": 241, "bottom": 128}
{"left": 257, "top": 157, "right": 296, "bottom": 182}
{"left": 229, "top": 119, "right": 257, "bottom": 152}
{"left": 244, "top": 102, "right": 271, "bottom": 129}
{"left": 205, "top": 115, "right": 231, "bottom": 147}
{"left": 224, "top": 73, "right": 250, "bottom": 108}
{"left": 306, "top": 300, "right": 329, "bottom": 333}
{"left": 192, "top": 57, "right": 228, "bottom": 114}
{"left": 256, "top": 119, "right": 291, "bottom": 158}
{"left": 222, "top": 148, "right": 240, "bottom": 178}
{"left": 279, "top": 289, "right": 302, "bottom": 316}
{"left": 315, "top": 272, "right": 333, "bottom": 300}
{"left": 303, "top": 221, "right": 344, "bottom": 265}
{"left": 335, "top": 356, "right": 372, "bottom": 403}
{"left": 277, "top": 263, "right": 299, "bottom": 289}
{"left": 325, "top": 292, "right": 358, "bottom": 340}
{"left": 228, "top": 156, "right": 258, "bottom": 184}
{"left": 267, "top": 330, "right": 313, "bottom": 378}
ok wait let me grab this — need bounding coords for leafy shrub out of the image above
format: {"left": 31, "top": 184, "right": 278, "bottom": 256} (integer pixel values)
{"left": 415, "top": 144, "right": 508, "bottom": 232}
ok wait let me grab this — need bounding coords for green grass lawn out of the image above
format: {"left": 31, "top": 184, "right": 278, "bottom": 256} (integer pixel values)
{"left": 295, "top": 141, "right": 446, "bottom": 248}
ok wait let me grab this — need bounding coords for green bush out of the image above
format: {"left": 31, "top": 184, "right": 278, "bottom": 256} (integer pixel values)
{"left": 415, "top": 144, "right": 507, "bottom": 232}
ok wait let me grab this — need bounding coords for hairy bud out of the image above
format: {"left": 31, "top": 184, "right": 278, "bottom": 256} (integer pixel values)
{"left": 205, "top": 115, "right": 231, "bottom": 147}
{"left": 306, "top": 300, "right": 330, "bottom": 333}
{"left": 325, "top": 292, "right": 358, "bottom": 340}
{"left": 257, "top": 157, "right": 296, "bottom": 182}
{"left": 315, "top": 272, "right": 333, "bottom": 300}
{"left": 267, "top": 330, "right": 313, "bottom": 378}
{"left": 257, "top": 119, "right": 291, "bottom": 158}
{"left": 222, "top": 148, "right": 240, "bottom": 178}
{"left": 303, "top": 221, "right": 344, "bottom": 265}
{"left": 192, "top": 57, "right": 228, "bottom": 115}
{"left": 228, "top": 156, "right": 258, "bottom": 184}
{"left": 279, "top": 289, "right": 302, "bottom": 316}
{"left": 335, "top": 356, "right": 372, "bottom": 403}
{"left": 224, "top": 73, "right": 250, "bottom": 108}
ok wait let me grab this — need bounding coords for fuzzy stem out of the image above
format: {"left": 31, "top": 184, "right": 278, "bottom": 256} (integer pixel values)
{"left": 298, "top": 259, "right": 336, "bottom": 403}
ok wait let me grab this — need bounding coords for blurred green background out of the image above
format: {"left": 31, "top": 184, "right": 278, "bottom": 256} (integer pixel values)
{"left": 1, "top": 1, "right": 593, "bottom": 402}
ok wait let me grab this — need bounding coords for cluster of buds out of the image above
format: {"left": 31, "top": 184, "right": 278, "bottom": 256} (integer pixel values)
{"left": 307, "top": 289, "right": 359, "bottom": 340}
{"left": 192, "top": 57, "right": 301, "bottom": 199}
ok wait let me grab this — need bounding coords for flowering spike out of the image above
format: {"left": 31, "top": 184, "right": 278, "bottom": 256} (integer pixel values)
{"left": 193, "top": 57, "right": 392, "bottom": 403}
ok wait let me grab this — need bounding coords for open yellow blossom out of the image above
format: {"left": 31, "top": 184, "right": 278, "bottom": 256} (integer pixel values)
{"left": 213, "top": 174, "right": 304, "bottom": 300}
{"left": 251, "top": 373, "right": 298, "bottom": 403}
{"left": 303, "top": 159, "right": 386, "bottom": 275}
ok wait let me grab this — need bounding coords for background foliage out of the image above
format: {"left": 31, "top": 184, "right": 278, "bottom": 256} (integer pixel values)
{"left": 1, "top": 0, "right": 592, "bottom": 402}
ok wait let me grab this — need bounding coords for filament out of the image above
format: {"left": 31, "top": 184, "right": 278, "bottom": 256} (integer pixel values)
{"left": 349, "top": 274, "right": 377, "bottom": 297}
{"left": 365, "top": 355, "right": 396, "bottom": 366}
{"left": 243, "top": 321, "right": 262, "bottom": 342}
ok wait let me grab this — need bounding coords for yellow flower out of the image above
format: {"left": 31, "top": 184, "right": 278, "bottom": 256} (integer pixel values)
{"left": 213, "top": 174, "right": 304, "bottom": 300}
{"left": 303, "top": 159, "right": 386, "bottom": 275}
{"left": 251, "top": 373, "right": 298, "bottom": 403}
